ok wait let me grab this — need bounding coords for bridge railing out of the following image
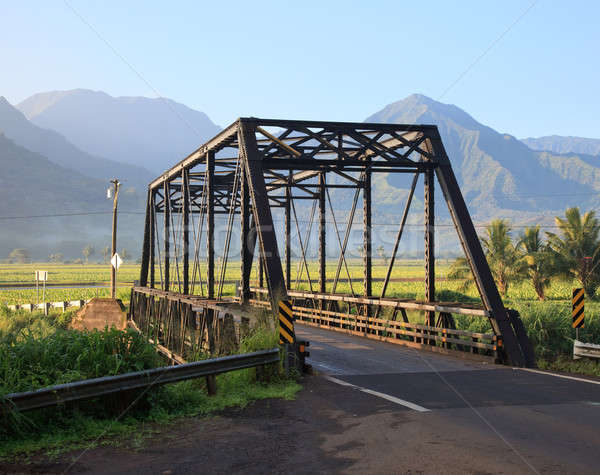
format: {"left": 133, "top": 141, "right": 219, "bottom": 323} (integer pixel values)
{"left": 129, "top": 287, "right": 252, "bottom": 362}
{"left": 245, "top": 287, "right": 502, "bottom": 363}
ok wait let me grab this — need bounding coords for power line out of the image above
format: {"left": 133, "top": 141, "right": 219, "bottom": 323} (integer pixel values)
{"left": 0, "top": 210, "right": 565, "bottom": 229}
{"left": 0, "top": 211, "right": 144, "bottom": 220}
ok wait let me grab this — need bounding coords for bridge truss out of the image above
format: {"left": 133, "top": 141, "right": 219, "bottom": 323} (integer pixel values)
{"left": 133, "top": 118, "right": 534, "bottom": 367}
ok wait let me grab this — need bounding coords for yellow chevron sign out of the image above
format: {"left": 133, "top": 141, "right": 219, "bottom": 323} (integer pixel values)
{"left": 279, "top": 300, "right": 295, "bottom": 344}
{"left": 572, "top": 288, "right": 584, "bottom": 329}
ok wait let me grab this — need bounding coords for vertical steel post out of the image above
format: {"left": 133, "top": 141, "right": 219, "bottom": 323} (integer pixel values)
{"left": 182, "top": 169, "right": 190, "bottom": 294}
{"left": 206, "top": 150, "right": 215, "bottom": 299}
{"left": 239, "top": 120, "right": 288, "bottom": 311}
{"left": 363, "top": 171, "right": 372, "bottom": 299}
{"left": 163, "top": 181, "right": 170, "bottom": 292}
{"left": 285, "top": 171, "right": 292, "bottom": 288}
{"left": 319, "top": 172, "right": 326, "bottom": 294}
{"left": 139, "top": 188, "right": 152, "bottom": 287}
{"left": 425, "top": 165, "right": 435, "bottom": 327}
{"left": 149, "top": 191, "right": 155, "bottom": 288}
{"left": 240, "top": 165, "right": 253, "bottom": 302}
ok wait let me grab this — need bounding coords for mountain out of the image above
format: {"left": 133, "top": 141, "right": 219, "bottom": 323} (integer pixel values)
{"left": 522, "top": 135, "right": 600, "bottom": 156}
{"left": 18, "top": 89, "right": 221, "bottom": 174}
{"left": 365, "top": 94, "right": 600, "bottom": 219}
{"left": 0, "top": 133, "right": 145, "bottom": 259}
{"left": 0, "top": 97, "right": 153, "bottom": 189}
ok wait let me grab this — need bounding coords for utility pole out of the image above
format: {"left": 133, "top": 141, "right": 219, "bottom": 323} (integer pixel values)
{"left": 108, "top": 179, "right": 120, "bottom": 299}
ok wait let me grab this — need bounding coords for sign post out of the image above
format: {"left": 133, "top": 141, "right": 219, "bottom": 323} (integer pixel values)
{"left": 35, "top": 271, "right": 48, "bottom": 314}
{"left": 111, "top": 253, "right": 123, "bottom": 299}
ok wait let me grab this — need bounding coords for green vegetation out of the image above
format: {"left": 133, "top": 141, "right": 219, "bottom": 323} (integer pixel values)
{"left": 519, "top": 226, "right": 553, "bottom": 300}
{"left": 0, "top": 308, "right": 300, "bottom": 460}
{"left": 480, "top": 219, "right": 525, "bottom": 296}
{"left": 546, "top": 207, "right": 600, "bottom": 298}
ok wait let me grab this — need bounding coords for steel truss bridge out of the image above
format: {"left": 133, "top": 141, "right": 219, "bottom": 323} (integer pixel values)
{"left": 130, "top": 118, "right": 535, "bottom": 367}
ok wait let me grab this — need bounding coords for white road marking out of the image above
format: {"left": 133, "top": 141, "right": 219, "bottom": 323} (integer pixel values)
{"left": 323, "top": 375, "right": 431, "bottom": 412}
{"left": 515, "top": 367, "right": 600, "bottom": 386}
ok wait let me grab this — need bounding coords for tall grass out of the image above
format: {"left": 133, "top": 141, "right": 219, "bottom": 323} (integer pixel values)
{"left": 0, "top": 309, "right": 300, "bottom": 458}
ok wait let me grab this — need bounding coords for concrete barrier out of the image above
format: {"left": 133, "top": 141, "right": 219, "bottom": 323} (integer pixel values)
{"left": 7, "top": 299, "right": 90, "bottom": 313}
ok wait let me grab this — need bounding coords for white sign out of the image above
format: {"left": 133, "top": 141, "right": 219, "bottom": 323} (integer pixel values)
{"left": 35, "top": 270, "right": 48, "bottom": 282}
{"left": 111, "top": 253, "right": 123, "bottom": 270}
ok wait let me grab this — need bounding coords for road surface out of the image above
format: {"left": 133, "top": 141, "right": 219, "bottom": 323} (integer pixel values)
{"left": 6, "top": 323, "right": 599, "bottom": 474}
{"left": 295, "top": 323, "right": 600, "bottom": 474}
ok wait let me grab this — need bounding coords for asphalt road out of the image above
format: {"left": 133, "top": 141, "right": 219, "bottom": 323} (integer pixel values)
{"left": 295, "top": 323, "right": 600, "bottom": 474}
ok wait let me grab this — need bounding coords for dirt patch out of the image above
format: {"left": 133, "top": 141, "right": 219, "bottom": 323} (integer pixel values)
{"left": 70, "top": 298, "right": 126, "bottom": 331}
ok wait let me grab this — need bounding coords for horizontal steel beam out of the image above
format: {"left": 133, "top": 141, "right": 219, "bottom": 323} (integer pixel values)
{"left": 149, "top": 118, "right": 439, "bottom": 190}
{"left": 248, "top": 287, "right": 490, "bottom": 317}
{"left": 2, "top": 348, "right": 279, "bottom": 413}
{"left": 249, "top": 117, "right": 438, "bottom": 132}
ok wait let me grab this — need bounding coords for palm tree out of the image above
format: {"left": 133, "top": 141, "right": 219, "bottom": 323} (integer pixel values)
{"left": 447, "top": 256, "right": 471, "bottom": 293}
{"left": 82, "top": 244, "right": 95, "bottom": 264}
{"left": 448, "top": 220, "right": 525, "bottom": 297}
{"left": 102, "top": 246, "right": 111, "bottom": 263}
{"left": 480, "top": 219, "right": 524, "bottom": 296}
{"left": 546, "top": 207, "right": 600, "bottom": 298}
{"left": 376, "top": 245, "right": 389, "bottom": 265}
{"left": 518, "top": 226, "right": 553, "bottom": 300}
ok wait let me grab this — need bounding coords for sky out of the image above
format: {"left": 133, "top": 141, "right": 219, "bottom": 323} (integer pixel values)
{"left": 1, "top": 0, "right": 599, "bottom": 138}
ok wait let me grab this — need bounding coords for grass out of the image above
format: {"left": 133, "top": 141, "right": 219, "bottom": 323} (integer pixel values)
{"left": 0, "top": 308, "right": 300, "bottom": 461}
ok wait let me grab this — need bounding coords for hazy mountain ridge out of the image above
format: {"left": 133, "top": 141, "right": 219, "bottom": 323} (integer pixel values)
{"left": 0, "top": 97, "right": 154, "bottom": 188}
{"left": 365, "top": 94, "right": 600, "bottom": 218}
{"left": 0, "top": 133, "right": 145, "bottom": 258}
{"left": 2, "top": 89, "right": 600, "bottom": 258}
{"left": 522, "top": 135, "right": 600, "bottom": 156}
{"left": 18, "top": 89, "right": 221, "bottom": 174}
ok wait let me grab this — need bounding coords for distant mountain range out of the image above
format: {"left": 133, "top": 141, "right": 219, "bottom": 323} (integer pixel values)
{"left": 1, "top": 88, "right": 599, "bottom": 259}
{"left": 0, "top": 96, "right": 153, "bottom": 188}
{"left": 522, "top": 135, "right": 600, "bottom": 156}
{"left": 0, "top": 133, "right": 145, "bottom": 258}
{"left": 17, "top": 89, "right": 221, "bottom": 173}
{"left": 366, "top": 94, "right": 600, "bottom": 221}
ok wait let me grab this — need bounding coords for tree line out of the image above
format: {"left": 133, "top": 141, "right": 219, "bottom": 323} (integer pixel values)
{"left": 450, "top": 207, "right": 600, "bottom": 300}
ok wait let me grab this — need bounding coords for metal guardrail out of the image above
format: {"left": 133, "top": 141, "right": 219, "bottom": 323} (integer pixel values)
{"left": 1, "top": 348, "right": 280, "bottom": 414}
{"left": 573, "top": 340, "right": 600, "bottom": 360}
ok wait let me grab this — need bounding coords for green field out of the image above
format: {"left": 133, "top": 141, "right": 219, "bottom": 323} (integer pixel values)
{"left": 1, "top": 260, "right": 598, "bottom": 367}
{"left": 0, "top": 260, "right": 583, "bottom": 305}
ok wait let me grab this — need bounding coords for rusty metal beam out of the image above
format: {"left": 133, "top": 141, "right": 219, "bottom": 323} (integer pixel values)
{"left": 425, "top": 164, "right": 435, "bottom": 326}
{"left": 139, "top": 189, "right": 152, "bottom": 287}
{"left": 239, "top": 121, "right": 288, "bottom": 311}
{"left": 163, "top": 181, "right": 170, "bottom": 292}
{"left": 150, "top": 191, "right": 156, "bottom": 288}
{"left": 206, "top": 150, "right": 215, "bottom": 299}
{"left": 319, "top": 172, "right": 326, "bottom": 294}
{"left": 182, "top": 168, "right": 190, "bottom": 294}
{"left": 363, "top": 171, "right": 372, "bottom": 298}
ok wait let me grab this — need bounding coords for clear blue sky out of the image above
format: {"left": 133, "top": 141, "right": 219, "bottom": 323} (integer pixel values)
{"left": 2, "top": 0, "right": 598, "bottom": 138}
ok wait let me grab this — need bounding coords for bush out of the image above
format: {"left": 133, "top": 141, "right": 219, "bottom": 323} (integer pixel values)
{"left": 510, "top": 301, "right": 600, "bottom": 360}
{"left": 0, "top": 327, "right": 162, "bottom": 439}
